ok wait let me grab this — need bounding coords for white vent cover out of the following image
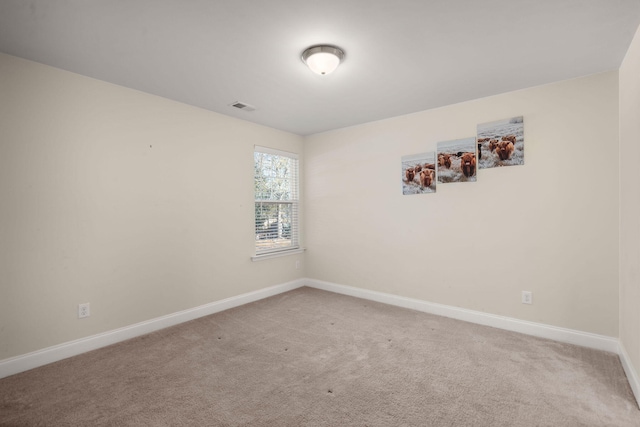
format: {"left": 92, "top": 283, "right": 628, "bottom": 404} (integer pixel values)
{"left": 229, "top": 101, "right": 256, "bottom": 112}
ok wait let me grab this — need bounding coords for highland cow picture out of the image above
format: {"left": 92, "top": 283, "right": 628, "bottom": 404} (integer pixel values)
{"left": 437, "top": 137, "right": 477, "bottom": 184}
{"left": 401, "top": 151, "right": 436, "bottom": 195}
{"left": 477, "top": 116, "right": 524, "bottom": 169}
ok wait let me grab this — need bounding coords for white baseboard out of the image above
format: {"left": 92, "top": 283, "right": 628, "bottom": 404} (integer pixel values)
{"left": 1, "top": 277, "right": 630, "bottom": 391}
{"left": 305, "top": 279, "right": 620, "bottom": 353}
{"left": 619, "top": 342, "right": 640, "bottom": 408}
{"left": 0, "top": 279, "right": 305, "bottom": 380}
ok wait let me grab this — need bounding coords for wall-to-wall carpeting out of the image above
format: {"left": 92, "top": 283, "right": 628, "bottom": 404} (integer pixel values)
{"left": 0, "top": 287, "right": 637, "bottom": 426}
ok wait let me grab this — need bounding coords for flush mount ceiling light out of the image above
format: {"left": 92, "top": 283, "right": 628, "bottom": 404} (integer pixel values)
{"left": 301, "top": 45, "right": 345, "bottom": 75}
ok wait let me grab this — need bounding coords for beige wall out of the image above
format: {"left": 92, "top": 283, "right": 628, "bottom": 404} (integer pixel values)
{"left": 0, "top": 49, "right": 627, "bottom": 363}
{"left": 620, "top": 25, "right": 640, "bottom": 381}
{"left": 305, "top": 71, "right": 620, "bottom": 337}
{"left": 0, "top": 53, "right": 305, "bottom": 360}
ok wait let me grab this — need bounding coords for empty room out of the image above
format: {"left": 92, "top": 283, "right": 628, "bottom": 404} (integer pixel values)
{"left": 1, "top": 1, "right": 640, "bottom": 425}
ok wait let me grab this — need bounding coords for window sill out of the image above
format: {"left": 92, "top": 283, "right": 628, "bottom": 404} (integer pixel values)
{"left": 251, "top": 247, "right": 306, "bottom": 262}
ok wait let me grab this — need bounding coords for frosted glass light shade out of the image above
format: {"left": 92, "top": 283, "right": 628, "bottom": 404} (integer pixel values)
{"left": 302, "top": 45, "right": 345, "bottom": 75}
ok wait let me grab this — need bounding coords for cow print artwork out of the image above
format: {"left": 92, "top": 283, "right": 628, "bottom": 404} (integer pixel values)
{"left": 401, "top": 151, "right": 436, "bottom": 195}
{"left": 399, "top": 116, "right": 523, "bottom": 195}
{"left": 436, "top": 137, "right": 477, "bottom": 184}
{"left": 477, "top": 116, "right": 524, "bottom": 169}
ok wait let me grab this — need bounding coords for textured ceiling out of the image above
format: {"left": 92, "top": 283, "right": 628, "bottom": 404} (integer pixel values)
{"left": 1, "top": 0, "right": 639, "bottom": 135}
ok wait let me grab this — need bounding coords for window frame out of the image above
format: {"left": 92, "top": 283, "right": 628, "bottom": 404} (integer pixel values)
{"left": 252, "top": 146, "right": 301, "bottom": 260}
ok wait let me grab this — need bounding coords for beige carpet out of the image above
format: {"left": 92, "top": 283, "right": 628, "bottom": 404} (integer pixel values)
{"left": 0, "top": 287, "right": 638, "bottom": 426}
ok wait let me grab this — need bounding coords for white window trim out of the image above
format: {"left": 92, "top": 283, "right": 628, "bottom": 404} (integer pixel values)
{"left": 251, "top": 247, "right": 306, "bottom": 262}
{"left": 253, "top": 145, "right": 301, "bottom": 258}
{"left": 254, "top": 145, "right": 298, "bottom": 159}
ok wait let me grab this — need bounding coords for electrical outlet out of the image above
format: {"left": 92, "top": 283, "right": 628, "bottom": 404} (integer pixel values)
{"left": 78, "top": 303, "right": 90, "bottom": 318}
{"left": 522, "top": 291, "right": 532, "bottom": 305}
{"left": 295, "top": 260, "right": 300, "bottom": 270}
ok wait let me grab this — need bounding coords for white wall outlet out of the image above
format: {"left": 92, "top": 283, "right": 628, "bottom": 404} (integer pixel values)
{"left": 295, "top": 260, "right": 300, "bottom": 269}
{"left": 522, "top": 291, "right": 533, "bottom": 305}
{"left": 78, "top": 303, "right": 90, "bottom": 318}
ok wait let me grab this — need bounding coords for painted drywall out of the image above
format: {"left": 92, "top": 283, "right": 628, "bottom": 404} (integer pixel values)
{"left": 0, "top": 53, "right": 305, "bottom": 360}
{"left": 620, "top": 24, "right": 640, "bottom": 382}
{"left": 304, "top": 71, "right": 619, "bottom": 337}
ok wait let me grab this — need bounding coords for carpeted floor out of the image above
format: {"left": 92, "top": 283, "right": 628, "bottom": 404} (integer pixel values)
{"left": 0, "top": 287, "right": 638, "bottom": 426}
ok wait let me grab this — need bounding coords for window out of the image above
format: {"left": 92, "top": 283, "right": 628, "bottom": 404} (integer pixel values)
{"left": 254, "top": 146, "right": 299, "bottom": 257}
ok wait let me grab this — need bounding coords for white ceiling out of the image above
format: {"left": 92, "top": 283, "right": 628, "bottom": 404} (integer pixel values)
{"left": 1, "top": 1, "right": 639, "bottom": 136}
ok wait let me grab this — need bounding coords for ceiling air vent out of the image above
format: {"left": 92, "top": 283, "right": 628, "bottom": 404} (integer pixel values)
{"left": 229, "top": 101, "right": 256, "bottom": 112}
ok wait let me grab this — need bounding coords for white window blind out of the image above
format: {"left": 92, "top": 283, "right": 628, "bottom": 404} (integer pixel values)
{"left": 254, "top": 146, "right": 299, "bottom": 256}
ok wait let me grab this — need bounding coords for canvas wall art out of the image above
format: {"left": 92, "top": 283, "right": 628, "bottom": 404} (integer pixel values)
{"left": 401, "top": 151, "right": 436, "bottom": 195}
{"left": 437, "top": 137, "right": 477, "bottom": 183}
{"left": 477, "top": 116, "right": 524, "bottom": 169}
